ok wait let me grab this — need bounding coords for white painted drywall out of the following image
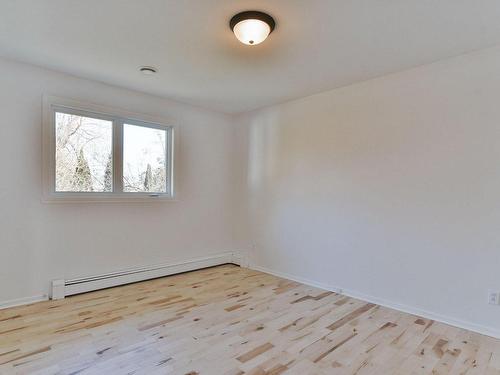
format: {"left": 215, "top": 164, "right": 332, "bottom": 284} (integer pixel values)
{"left": 234, "top": 47, "right": 500, "bottom": 336}
{"left": 0, "top": 57, "right": 238, "bottom": 304}
{"left": 2, "top": 45, "right": 500, "bottom": 337}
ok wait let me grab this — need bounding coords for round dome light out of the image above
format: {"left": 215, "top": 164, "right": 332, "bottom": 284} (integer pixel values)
{"left": 230, "top": 11, "right": 275, "bottom": 45}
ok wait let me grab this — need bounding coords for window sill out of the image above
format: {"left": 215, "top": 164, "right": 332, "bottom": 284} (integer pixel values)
{"left": 42, "top": 193, "right": 177, "bottom": 203}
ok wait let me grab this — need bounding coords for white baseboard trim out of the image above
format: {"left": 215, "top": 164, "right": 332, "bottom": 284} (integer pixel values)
{"left": 59, "top": 252, "right": 241, "bottom": 299}
{"left": 231, "top": 251, "right": 249, "bottom": 268}
{"left": 250, "top": 264, "right": 500, "bottom": 340}
{"left": 0, "top": 294, "right": 49, "bottom": 310}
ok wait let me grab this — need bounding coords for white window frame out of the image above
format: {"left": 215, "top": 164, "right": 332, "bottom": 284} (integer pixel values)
{"left": 42, "top": 95, "right": 176, "bottom": 202}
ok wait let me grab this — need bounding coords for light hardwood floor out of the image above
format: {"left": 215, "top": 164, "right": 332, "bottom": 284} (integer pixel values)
{"left": 0, "top": 265, "right": 499, "bottom": 374}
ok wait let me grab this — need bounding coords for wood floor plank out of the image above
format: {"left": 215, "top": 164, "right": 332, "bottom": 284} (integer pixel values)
{"left": 0, "top": 264, "right": 498, "bottom": 374}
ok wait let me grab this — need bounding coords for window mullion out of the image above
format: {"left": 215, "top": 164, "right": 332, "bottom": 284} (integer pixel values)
{"left": 168, "top": 127, "right": 173, "bottom": 196}
{"left": 113, "top": 119, "right": 124, "bottom": 193}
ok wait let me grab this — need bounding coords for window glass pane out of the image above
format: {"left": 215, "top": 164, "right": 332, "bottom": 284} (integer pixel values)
{"left": 123, "top": 124, "right": 167, "bottom": 193}
{"left": 55, "top": 112, "right": 113, "bottom": 192}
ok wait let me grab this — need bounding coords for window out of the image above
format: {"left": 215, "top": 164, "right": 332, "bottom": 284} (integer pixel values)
{"left": 123, "top": 123, "right": 168, "bottom": 193}
{"left": 55, "top": 112, "right": 113, "bottom": 193}
{"left": 43, "top": 96, "right": 174, "bottom": 202}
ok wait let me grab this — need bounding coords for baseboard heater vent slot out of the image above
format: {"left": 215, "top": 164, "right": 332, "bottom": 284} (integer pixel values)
{"left": 51, "top": 252, "right": 239, "bottom": 300}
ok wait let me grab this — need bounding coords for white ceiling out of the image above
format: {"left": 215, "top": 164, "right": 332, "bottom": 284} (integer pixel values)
{"left": 2, "top": 0, "right": 500, "bottom": 113}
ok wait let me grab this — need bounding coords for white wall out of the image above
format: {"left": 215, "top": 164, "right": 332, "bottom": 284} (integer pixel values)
{"left": 2, "top": 46, "right": 500, "bottom": 337}
{"left": 235, "top": 47, "right": 500, "bottom": 337}
{"left": 0, "top": 58, "right": 238, "bottom": 304}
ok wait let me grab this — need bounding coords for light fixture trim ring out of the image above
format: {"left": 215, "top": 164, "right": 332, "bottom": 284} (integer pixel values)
{"left": 229, "top": 11, "right": 276, "bottom": 34}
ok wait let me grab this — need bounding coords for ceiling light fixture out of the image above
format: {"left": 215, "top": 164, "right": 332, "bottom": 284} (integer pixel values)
{"left": 230, "top": 11, "right": 275, "bottom": 45}
{"left": 139, "top": 66, "right": 157, "bottom": 75}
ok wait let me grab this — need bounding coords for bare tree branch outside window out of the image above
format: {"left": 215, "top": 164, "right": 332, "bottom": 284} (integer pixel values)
{"left": 55, "top": 113, "right": 112, "bottom": 192}
{"left": 123, "top": 124, "right": 167, "bottom": 193}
